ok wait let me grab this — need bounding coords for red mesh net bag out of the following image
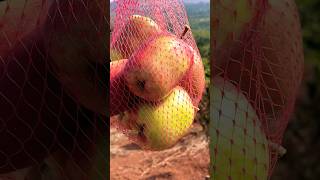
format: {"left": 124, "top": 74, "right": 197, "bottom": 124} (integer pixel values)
{"left": 110, "top": 0, "right": 206, "bottom": 151}
{"left": 0, "top": 0, "right": 107, "bottom": 179}
{"left": 210, "top": 0, "right": 304, "bottom": 179}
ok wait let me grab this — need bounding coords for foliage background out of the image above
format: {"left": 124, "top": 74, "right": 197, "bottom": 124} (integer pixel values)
{"left": 185, "top": 1, "right": 210, "bottom": 132}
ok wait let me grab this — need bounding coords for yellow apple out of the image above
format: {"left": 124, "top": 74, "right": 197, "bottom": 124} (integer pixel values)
{"left": 121, "top": 86, "right": 195, "bottom": 150}
{"left": 209, "top": 77, "right": 269, "bottom": 180}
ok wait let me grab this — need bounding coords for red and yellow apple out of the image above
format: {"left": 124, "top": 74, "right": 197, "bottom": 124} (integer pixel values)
{"left": 124, "top": 34, "right": 194, "bottom": 101}
{"left": 110, "top": 14, "right": 162, "bottom": 61}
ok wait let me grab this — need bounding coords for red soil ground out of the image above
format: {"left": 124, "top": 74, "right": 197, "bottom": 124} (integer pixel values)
{"left": 110, "top": 122, "right": 210, "bottom": 180}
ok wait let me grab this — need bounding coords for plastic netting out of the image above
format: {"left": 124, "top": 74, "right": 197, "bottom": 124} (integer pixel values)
{"left": 110, "top": 0, "right": 205, "bottom": 151}
{"left": 0, "top": 0, "right": 107, "bottom": 179}
{"left": 210, "top": 0, "right": 304, "bottom": 179}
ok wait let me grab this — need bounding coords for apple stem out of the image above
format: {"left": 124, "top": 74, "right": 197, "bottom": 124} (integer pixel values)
{"left": 269, "top": 142, "right": 287, "bottom": 157}
{"left": 180, "top": 25, "right": 191, "bottom": 39}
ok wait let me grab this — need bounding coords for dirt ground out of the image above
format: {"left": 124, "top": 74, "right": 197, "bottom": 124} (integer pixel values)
{"left": 110, "top": 122, "right": 210, "bottom": 180}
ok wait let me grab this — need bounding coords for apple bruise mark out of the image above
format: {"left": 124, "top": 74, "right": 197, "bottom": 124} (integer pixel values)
{"left": 137, "top": 124, "right": 147, "bottom": 143}
{"left": 137, "top": 79, "right": 146, "bottom": 91}
{"left": 138, "top": 124, "right": 145, "bottom": 137}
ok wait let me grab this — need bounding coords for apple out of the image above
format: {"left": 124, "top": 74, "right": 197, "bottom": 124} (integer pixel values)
{"left": 110, "top": 47, "right": 123, "bottom": 62}
{"left": 212, "top": 0, "right": 303, "bottom": 124}
{"left": 0, "top": 33, "right": 99, "bottom": 174}
{"left": 119, "top": 86, "right": 195, "bottom": 151}
{"left": 124, "top": 34, "right": 194, "bottom": 101}
{"left": 212, "top": 0, "right": 257, "bottom": 50}
{"left": 44, "top": 0, "right": 108, "bottom": 115}
{"left": 0, "top": 0, "right": 53, "bottom": 57}
{"left": 110, "top": 14, "right": 162, "bottom": 61}
{"left": 255, "top": 0, "right": 304, "bottom": 124}
{"left": 209, "top": 77, "right": 269, "bottom": 180}
{"left": 110, "top": 59, "right": 141, "bottom": 116}
{"left": 180, "top": 49, "right": 205, "bottom": 106}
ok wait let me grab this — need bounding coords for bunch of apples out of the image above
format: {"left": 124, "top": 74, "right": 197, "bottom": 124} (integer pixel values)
{"left": 110, "top": 15, "right": 205, "bottom": 150}
{"left": 209, "top": 0, "right": 303, "bottom": 179}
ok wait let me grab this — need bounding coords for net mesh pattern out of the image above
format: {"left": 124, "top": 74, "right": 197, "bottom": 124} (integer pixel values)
{"left": 210, "top": 0, "right": 304, "bottom": 179}
{"left": 110, "top": 0, "right": 206, "bottom": 151}
{"left": 0, "top": 0, "right": 107, "bottom": 179}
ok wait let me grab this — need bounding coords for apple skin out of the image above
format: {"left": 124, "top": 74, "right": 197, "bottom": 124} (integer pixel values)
{"left": 110, "top": 59, "right": 141, "bottom": 116}
{"left": 255, "top": 0, "right": 304, "bottom": 126}
{"left": 44, "top": 0, "right": 108, "bottom": 115}
{"left": 212, "top": 0, "right": 303, "bottom": 127}
{"left": 0, "top": 32, "right": 99, "bottom": 174}
{"left": 212, "top": 0, "right": 257, "bottom": 50}
{"left": 124, "top": 34, "right": 194, "bottom": 101}
{"left": 110, "top": 14, "right": 162, "bottom": 61}
{"left": 180, "top": 49, "right": 205, "bottom": 107}
{"left": 209, "top": 77, "right": 269, "bottom": 180}
{"left": 110, "top": 48, "right": 123, "bottom": 62}
{"left": 120, "top": 86, "right": 195, "bottom": 151}
{"left": 0, "top": 0, "right": 53, "bottom": 57}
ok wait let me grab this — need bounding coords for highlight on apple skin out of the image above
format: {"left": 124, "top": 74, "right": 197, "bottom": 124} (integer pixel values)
{"left": 209, "top": 76, "right": 269, "bottom": 180}
{"left": 124, "top": 33, "right": 194, "bottom": 101}
{"left": 117, "top": 86, "right": 195, "bottom": 151}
